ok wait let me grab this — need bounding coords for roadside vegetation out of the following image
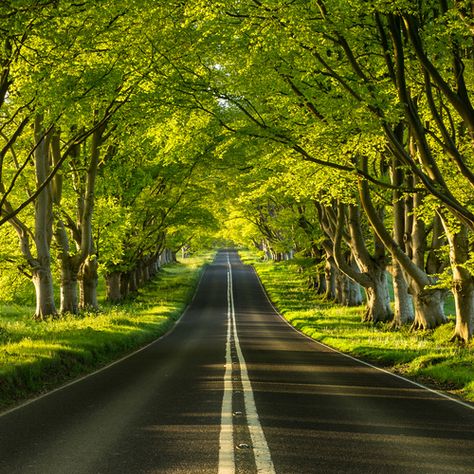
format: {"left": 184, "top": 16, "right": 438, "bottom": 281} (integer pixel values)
{"left": 241, "top": 251, "right": 474, "bottom": 403}
{"left": 0, "top": 254, "right": 211, "bottom": 411}
{"left": 1, "top": 0, "right": 474, "bottom": 410}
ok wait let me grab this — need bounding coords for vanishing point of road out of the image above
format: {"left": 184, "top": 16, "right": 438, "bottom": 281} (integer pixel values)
{"left": 0, "top": 250, "right": 473, "bottom": 473}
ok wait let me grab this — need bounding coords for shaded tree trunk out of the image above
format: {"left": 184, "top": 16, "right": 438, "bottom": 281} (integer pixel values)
{"left": 79, "top": 256, "right": 99, "bottom": 310}
{"left": 106, "top": 272, "right": 122, "bottom": 303}
{"left": 333, "top": 203, "right": 392, "bottom": 322}
{"left": 51, "top": 133, "right": 79, "bottom": 315}
{"left": 129, "top": 269, "right": 138, "bottom": 293}
{"left": 363, "top": 268, "right": 391, "bottom": 322}
{"left": 359, "top": 156, "right": 446, "bottom": 329}
{"left": 335, "top": 270, "right": 347, "bottom": 305}
{"left": 120, "top": 272, "right": 130, "bottom": 300}
{"left": 324, "top": 256, "right": 337, "bottom": 301}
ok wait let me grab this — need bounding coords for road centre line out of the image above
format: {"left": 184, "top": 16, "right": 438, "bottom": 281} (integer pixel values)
{"left": 217, "top": 271, "right": 235, "bottom": 474}
{"left": 221, "top": 254, "right": 275, "bottom": 473}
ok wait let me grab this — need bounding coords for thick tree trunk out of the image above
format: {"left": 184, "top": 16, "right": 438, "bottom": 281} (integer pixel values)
{"left": 316, "top": 271, "right": 327, "bottom": 294}
{"left": 79, "top": 256, "right": 99, "bottom": 311}
{"left": 59, "top": 259, "right": 79, "bottom": 314}
{"left": 347, "top": 277, "right": 363, "bottom": 306}
{"left": 363, "top": 268, "right": 392, "bottom": 323}
{"left": 54, "top": 219, "right": 80, "bottom": 315}
{"left": 411, "top": 287, "right": 447, "bottom": 329}
{"left": 106, "top": 272, "right": 122, "bottom": 303}
{"left": 135, "top": 263, "right": 144, "bottom": 287}
{"left": 32, "top": 265, "right": 57, "bottom": 320}
{"left": 335, "top": 270, "right": 347, "bottom": 305}
{"left": 442, "top": 220, "right": 474, "bottom": 342}
{"left": 324, "top": 257, "right": 337, "bottom": 301}
{"left": 143, "top": 264, "right": 150, "bottom": 282}
{"left": 129, "top": 269, "right": 138, "bottom": 293}
{"left": 359, "top": 157, "right": 446, "bottom": 330}
{"left": 333, "top": 203, "right": 391, "bottom": 320}
{"left": 335, "top": 270, "right": 362, "bottom": 306}
{"left": 451, "top": 277, "right": 474, "bottom": 342}
{"left": 120, "top": 272, "right": 130, "bottom": 300}
{"left": 391, "top": 263, "right": 414, "bottom": 327}
{"left": 309, "top": 268, "right": 326, "bottom": 295}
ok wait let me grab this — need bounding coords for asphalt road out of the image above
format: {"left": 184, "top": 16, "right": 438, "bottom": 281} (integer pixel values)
{"left": 0, "top": 249, "right": 473, "bottom": 473}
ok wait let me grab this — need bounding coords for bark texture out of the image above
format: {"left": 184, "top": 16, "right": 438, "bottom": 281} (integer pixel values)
{"left": 79, "top": 256, "right": 99, "bottom": 311}
{"left": 32, "top": 265, "right": 56, "bottom": 320}
{"left": 106, "top": 272, "right": 122, "bottom": 303}
{"left": 391, "top": 263, "right": 414, "bottom": 327}
{"left": 442, "top": 220, "right": 474, "bottom": 342}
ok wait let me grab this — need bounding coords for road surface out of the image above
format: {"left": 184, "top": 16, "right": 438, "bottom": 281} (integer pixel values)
{"left": 0, "top": 250, "right": 473, "bottom": 473}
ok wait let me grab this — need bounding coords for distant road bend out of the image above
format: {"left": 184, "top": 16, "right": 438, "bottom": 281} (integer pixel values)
{"left": 0, "top": 250, "right": 473, "bottom": 473}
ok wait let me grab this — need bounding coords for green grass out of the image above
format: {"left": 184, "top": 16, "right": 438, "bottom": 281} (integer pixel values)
{"left": 0, "top": 253, "right": 213, "bottom": 411}
{"left": 240, "top": 250, "right": 474, "bottom": 403}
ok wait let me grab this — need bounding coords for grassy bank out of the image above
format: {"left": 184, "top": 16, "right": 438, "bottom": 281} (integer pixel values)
{"left": 0, "top": 254, "right": 212, "bottom": 411}
{"left": 240, "top": 250, "right": 474, "bottom": 403}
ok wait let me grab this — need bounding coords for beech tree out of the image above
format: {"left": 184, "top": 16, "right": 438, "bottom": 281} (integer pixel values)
{"left": 181, "top": 0, "right": 473, "bottom": 340}
{"left": 1, "top": 0, "right": 473, "bottom": 342}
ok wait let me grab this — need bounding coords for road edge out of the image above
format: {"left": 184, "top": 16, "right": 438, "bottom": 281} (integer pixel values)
{"left": 0, "top": 264, "right": 208, "bottom": 419}
{"left": 249, "top": 264, "right": 474, "bottom": 412}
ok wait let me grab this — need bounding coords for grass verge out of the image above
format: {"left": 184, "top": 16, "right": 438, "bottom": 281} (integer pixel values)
{"left": 0, "top": 253, "right": 212, "bottom": 411}
{"left": 240, "top": 250, "right": 474, "bottom": 403}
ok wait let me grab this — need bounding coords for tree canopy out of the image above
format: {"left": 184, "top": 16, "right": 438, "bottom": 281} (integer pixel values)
{"left": 1, "top": 0, "right": 474, "bottom": 342}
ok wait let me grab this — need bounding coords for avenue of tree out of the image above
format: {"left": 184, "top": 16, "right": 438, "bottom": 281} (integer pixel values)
{"left": 1, "top": 0, "right": 474, "bottom": 343}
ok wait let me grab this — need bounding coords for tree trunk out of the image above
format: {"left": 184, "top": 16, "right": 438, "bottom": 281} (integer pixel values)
{"left": 363, "top": 268, "right": 392, "bottom": 323}
{"left": 358, "top": 156, "right": 446, "bottom": 329}
{"left": 390, "top": 153, "right": 414, "bottom": 328}
{"left": 317, "top": 271, "right": 327, "bottom": 294}
{"left": 334, "top": 268, "right": 362, "bottom": 306}
{"left": 32, "top": 264, "right": 56, "bottom": 320}
{"left": 451, "top": 277, "right": 474, "bottom": 342}
{"left": 335, "top": 270, "right": 347, "bottom": 305}
{"left": 139, "top": 260, "right": 151, "bottom": 285}
{"left": 54, "top": 218, "right": 80, "bottom": 315}
{"left": 79, "top": 256, "right": 99, "bottom": 311}
{"left": 391, "top": 263, "right": 414, "bottom": 328}
{"left": 135, "top": 262, "right": 144, "bottom": 287}
{"left": 129, "top": 269, "right": 138, "bottom": 293}
{"left": 347, "top": 276, "right": 363, "bottom": 306}
{"left": 411, "top": 287, "right": 447, "bottom": 330}
{"left": 33, "top": 115, "right": 57, "bottom": 319}
{"left": 324, "top": 257, "right": 337, "bottom": 301}
{"left": 59, "top": 258, "right": 79, "bottom": 314}
{"left": 106, "top": 272, "right": 122, "bottom": 303}
{"left": 120, "top": 272, "right": 130, "bottom": 300}
{"left": 442, "top": 220, "right": 474, "bottom": 342}
{"left": 333, "top": 203, "right": 391, "bottom": 321}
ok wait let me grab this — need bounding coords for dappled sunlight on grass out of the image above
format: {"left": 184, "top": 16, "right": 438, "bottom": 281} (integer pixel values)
{"left": 240, "top": 250, "right": 474, "bottom": 402}
{"left": 0, "top": 253, "right": 213, "bottom": 410}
